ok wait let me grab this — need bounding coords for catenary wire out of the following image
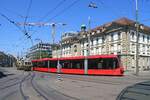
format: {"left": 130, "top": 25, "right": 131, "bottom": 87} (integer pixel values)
{"left": 46, "top": 0, "right": 80, "bottom": 22}
{"left": 38, "top": 0, "right": 67, "bottom": 22}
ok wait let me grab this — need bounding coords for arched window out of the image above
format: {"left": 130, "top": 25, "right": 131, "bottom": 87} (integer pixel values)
{"left": 74, "top": 45, "right": 77, "bottom": 52}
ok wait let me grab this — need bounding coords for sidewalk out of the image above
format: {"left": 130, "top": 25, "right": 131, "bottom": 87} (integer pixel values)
{"left": 124, "top": 70, "right": 150, "bottom": 78}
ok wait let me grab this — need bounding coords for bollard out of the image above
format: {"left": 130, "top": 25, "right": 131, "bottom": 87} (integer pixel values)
{"left": 57, "top": 74, "right": 62, "bottom": 81}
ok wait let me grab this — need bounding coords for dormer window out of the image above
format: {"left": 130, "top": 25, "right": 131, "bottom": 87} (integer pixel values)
{"left": 97, "top": 30, "right": 100, "bottom": 34}
{"left": 131, "top": 32, "right": 134, "bottom": 39}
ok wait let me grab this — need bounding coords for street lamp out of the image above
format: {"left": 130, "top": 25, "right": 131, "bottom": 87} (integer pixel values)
{"left": 135, "top": 0, "right": 139, "bottom": 76}
{"left": 50, "top": 23, "right": 66, "bottom": 80}
{"left": 83, "top": 3, "right": 98, "bottom": 74}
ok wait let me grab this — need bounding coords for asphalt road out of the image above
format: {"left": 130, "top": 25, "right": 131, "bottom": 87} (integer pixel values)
{"left": 0, "top": 67, "right": 150, "bottom": 100}
{"left": 0, "top": 67, "right": 75, "bottom": 100}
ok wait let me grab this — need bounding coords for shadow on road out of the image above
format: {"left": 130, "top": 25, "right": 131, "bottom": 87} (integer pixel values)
{"left": 0, "top": 71, "right": 6, "bottom": 78}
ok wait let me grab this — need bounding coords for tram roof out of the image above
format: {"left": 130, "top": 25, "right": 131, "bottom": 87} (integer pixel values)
{"left": 32, "top": 54, "right": 118, "bottom": 62}
{"left": 87, "top": 54, "right": 118, "bottom": 59}
{"left": 32, "top": 58, "right": 58, "bottom": 62}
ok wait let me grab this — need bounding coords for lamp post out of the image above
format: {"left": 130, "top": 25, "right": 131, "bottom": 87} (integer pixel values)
{"left": 51, "top": 23, "right": 66, "bottom": 80}
{"left": 84, "top": 17, "right": 91, "bottom": 74}
{"left": 84, "top": 3, "right": 97, "bottom": 74}
{"left": 135, "top": 0, "right": 139, "bottom": 76}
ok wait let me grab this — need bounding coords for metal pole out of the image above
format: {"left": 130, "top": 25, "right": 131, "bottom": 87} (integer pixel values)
{"left": 84, "top": 58, "right": 88, "bottom": 74}
{"left": 135, "top": 0, "right": 139, "bottom": 76}
{"left": 51, "top": 23, "right": 61, "bottom": 80}
{"left": 88, "top": 16, "right": 91, "bottom": 55}
{"left": 40, "top": 43, "right": 41, "bottom": 59}
{"left": 48, "top": 60, "right": 50, "bottom": 72}
{"left": 52, "top": 23, "right": 56, "bottom": 45}
{"left": 84, "top": 16, "right": 91, "bottom": 74}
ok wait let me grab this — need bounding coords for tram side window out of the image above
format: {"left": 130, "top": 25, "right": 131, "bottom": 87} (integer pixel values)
{"left": 97, "top": 62, "right": 103, "bottom": 69}
{"left": 103, "top": 58, "right": 119, "bottom": 69}
{"left": 43, "top": 61, "right": 48, "bottom": 68}
{"left": 88, "top": 59, "right": 99, "bottom": 69}
{"left": 50, "top": 61, "right": 57, "bottom": 68}
{"left": 88, "top": 58, "right": 119, "bottom": 69}
{"left": 32, "top": 62, "right": 37, "bottom": 67}
{"left": 36, "top": 62, "right": 45, "bottom": 67}
{"left": 72, "top": 60, "right": 84, "bottom": 69}
{"left": 63, "top": 62, "right": 70, "bottom": 69}
{"left": 61, "top": 60, "right": 84, "bottom": 69}
{"left": 74, "top": 62, "right": 84, "bottom": 69}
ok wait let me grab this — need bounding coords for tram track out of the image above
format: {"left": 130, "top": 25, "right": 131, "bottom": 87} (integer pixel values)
{"left": 1, "top": 71, "right": 72, "bottom": 100}
{"left": 19, "top": 72, "right": 32, "bottom": 100}
{"left": 30, "top": 72, "right": 49, "bottom": 100}
{"left": 46, "top": 73, "right": 125, "bottom": 85}
{"left": 61, "top": 75, "right": 144, "bottom": 86}
{"left": 0, "top": 72, "right": 31, "bottom": 100}
{"left": 0, "top": 72, "right": 30, "bottom": 90}
{"left": 33, "top": 72, "right": 80, "bottom": 100}
{"left": 0, "top": 71, "right": 25, "bottom": 86}
{"left": 63, "top": 76, "right": 123, "bottom": 85}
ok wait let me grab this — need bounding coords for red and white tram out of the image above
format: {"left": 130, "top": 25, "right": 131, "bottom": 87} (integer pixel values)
{"left": 32, "top": 54, "right": 124, "bottom": 76}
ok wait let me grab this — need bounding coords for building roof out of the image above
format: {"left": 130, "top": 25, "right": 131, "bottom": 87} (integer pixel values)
{"left": 59, "top": 17, "right": 150, "bottom": 46}
{"left": 91, "top": 17, "right": 150, "bottom": 33}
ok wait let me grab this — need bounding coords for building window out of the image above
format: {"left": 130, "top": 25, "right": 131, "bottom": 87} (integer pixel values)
{"left": 143, "top": 35, "right": 145, "bottom": 42}
{"left": 111, "top": 34, "right": 113, "bottom": 41}
{"left": 118, "top": 32, "right": 121, "bottom": 40}
{"left": 117, "top": 43, "right": 121, "bottom": 53}
{"left": 96, "top": 47, "right": 98, "bottom": 54}
{"left": 86, "top": 44, "right": 89, "bottom": 48}
{"left": 143, "top": 44, "right": 145, "bottom": 54}
{"left": 96, "top": 38, "right": 99, "bottom": 45}
{"left": 131, "top": 32, "right": 134, "bottom": 39}
{"left": 111, "top": 44, "right": 114, "bottom": 52}
{"left": 82, "top": 50, "right": 84, "bottom": 55}
{"left": 147, "top": 36, "right": 149, "bottom": 43}
{"left": 91, "top": 39, "right": 93, "bottom": 46}
{"left": 131, "top": 43, "right": 135, "bottom": 53}
{"left": 102, "top": 36, "right": 105, "bottom": 43}
{"left": 74, "top": 45, "right": 77, "bottom": 52}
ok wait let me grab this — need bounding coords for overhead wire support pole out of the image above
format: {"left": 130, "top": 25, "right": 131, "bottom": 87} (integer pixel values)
{"left": 84, "top": 16, "right": 91, "bottom": 75}
{"left": 135, "top": 0, "right": 139, "bottom": 76}
{"left": 50, "top": 23, "right": 66, "bottom": 80}
{"left": 84, "top": 2, "right": 97, "bottom": 75}
{"left": 52, "top": 23, "right": 56, "bottom": 45}
{"left": 88, "top": 16, "right": 91, "bottom": 56}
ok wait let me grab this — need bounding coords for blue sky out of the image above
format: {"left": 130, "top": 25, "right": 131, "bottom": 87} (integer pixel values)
{"left": 0, "top": 0, "right": 150, "bottom": 56}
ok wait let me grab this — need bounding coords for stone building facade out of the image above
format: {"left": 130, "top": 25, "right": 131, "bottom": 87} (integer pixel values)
{"left": 52, "top": 17, "right": 150, "bottom": 72}
{"left": 27, "top": 43, "right": 52, "bottom": 60}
